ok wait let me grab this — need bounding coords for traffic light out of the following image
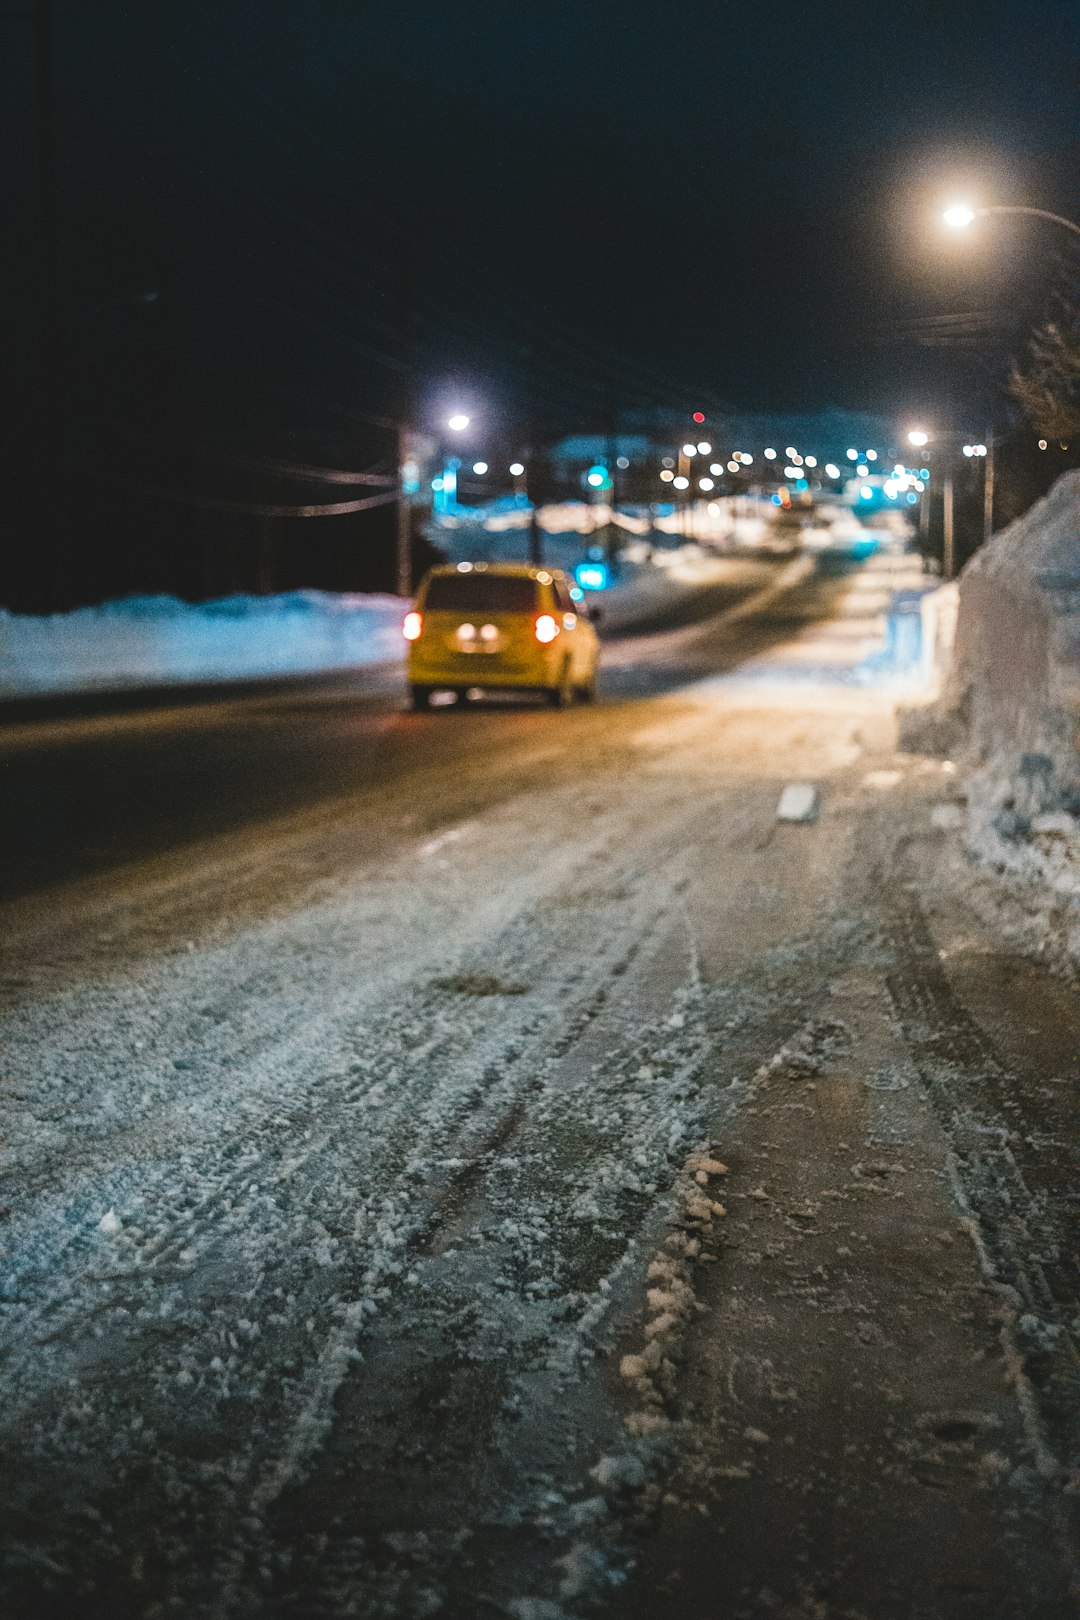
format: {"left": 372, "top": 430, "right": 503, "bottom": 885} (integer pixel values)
{"left": 692, "top": 412, "right": 705, "bottom": 424}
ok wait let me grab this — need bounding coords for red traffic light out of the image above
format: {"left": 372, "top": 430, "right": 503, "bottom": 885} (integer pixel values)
{"left": 692, "top": 412, "right": 705, "bottom": 424}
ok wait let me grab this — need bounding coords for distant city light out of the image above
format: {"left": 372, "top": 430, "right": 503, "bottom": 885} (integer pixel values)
{"left": 790, "top": 453, "right": 803, "bottom": 466}
{"left": 727, "top": 460, "right": 740, "bottom": 473}
{"left": 1038, "top": 439, "right": 1048, "bottom": 450}
{"left": 472, "top": 461, "right": 488, "bottom": 475}
{"left": 430, "top": 477, "right": 444, "bottom": 492}
{"left": 672, "top": 475, "right": 690, "bottom": 490}
{"left": 804, "top": 455, "right": 817, "bottom": 467}
{"left": 447, "top": 413, "right": 470, "bottom": 431}
{"left": 616, "top": 455, "right": 630, "bottom": 469}
{"left": 662, "top": 456, "right": 675, "bottom": 468}
{"left": 973, "top": 443, "right": 987, "bottom": 457}
{"left": 907, "top": 430, "right": 929, "bottom": 446}
{"left": 824, "top": 463, "right": 840, "bottom": 478}
{"left": 709, "top": 463, "right": 723, "bottom": 475}
{"left": 660, "top": 469, "right": 675, "bottom": 482}
{"left": 763, "top": 448, "right": 777, "bottom": 460}
{"left": 682, "top": 443, "right": 697, "bottom": 457}
{"left": 509, "top": 461, "right": 525, "bottom": 476}
{"left": 846, "top": 448, "right": 859, "bottom": 459}
{"left": 785, "top": 447, "right": 797, "bottom": 458}
{"left": 962, "top": 445, "right": 973, "bottom": 457}
{"left": 906, "top": 491, "right": 919, "bottom": 504}
{"left": 587, "top": 470, "right": 605, "bottom": 487}
{"left": 697, "top": 441, "right": 712, "bottom": 454}
{"left": 740, "top": 452, "right": 754, "bottom": 464}
{"left": 784, "top": 466, "right": 800, "bottom": 478}
{"left": 698, "top": 477, "right": 714, "bottom": 491}
{"left": 860, "top": 486, "right": 873, "bottom": 499}
{"left": 943, "top": 204, "right": 976, "bottom": 229}
{"left": 693, "top": 411, "right": 705, "bottom": 424}
{"left": 865, "top": 449, "right": 878, "bottom": 461}
{"left": 857, "top": 464, "right": 869, "bottom": 476}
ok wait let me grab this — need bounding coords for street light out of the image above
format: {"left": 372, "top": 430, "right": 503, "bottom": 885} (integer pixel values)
{"left": 942, "top": 203, "right": 1080, "bottom": 239}
{"left": 907, "top": 429, "right": 930, "bottom": 447}
{"left": 447, "top": 413, "right": 470, "bottom": 432}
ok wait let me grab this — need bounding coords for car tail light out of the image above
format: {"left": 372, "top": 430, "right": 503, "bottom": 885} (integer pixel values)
{"left": 534, "top": 613, "right": 560, "bottom": 644}
{"left": 403, "top": 611, "right": 423, "bottom": 641}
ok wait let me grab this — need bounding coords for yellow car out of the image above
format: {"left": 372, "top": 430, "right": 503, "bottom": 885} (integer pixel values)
{"left": 403, "top": 562, "right": 600, "bottom": 710}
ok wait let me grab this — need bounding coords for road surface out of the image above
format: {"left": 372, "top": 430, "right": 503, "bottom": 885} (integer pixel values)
{"left": 2, "top": 543, "right": 1077, "bottom": 1619}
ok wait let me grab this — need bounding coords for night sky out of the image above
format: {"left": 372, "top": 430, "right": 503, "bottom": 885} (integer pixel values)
{"left": 0, "top": 1, "right": 1077, "bottom": 610}
{"left": 3, "top": 1, "right": 1075, "bottom": 425}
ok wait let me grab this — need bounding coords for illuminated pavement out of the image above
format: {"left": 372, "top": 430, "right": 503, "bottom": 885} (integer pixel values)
{"left": 2, "top": 544, "right": 1076, "bottom": 1619}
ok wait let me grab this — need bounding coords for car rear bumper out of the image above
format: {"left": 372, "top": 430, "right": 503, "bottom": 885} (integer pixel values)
{"left": 408, "top": 651, "right": 561, "bottom": 687}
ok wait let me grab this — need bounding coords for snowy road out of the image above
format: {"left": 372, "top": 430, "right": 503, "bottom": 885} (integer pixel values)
{"left": 2, "top": 547, "right": 1078, "bottom": 1619}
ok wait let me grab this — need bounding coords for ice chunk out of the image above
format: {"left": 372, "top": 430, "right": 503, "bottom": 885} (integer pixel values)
{"left": 776, "top": 783, "right": 819, "bottom": 823}
{"left": 97, "top": 1209, "right": 122, "bottom": 1235}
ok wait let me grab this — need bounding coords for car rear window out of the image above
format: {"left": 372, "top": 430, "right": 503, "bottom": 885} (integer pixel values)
{"left": 423, "top": 574, "right": 539, "bottom": 613}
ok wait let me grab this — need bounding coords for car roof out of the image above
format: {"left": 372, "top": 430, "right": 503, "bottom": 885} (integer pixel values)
{"left": 424, "top": 562, "right": 566, "bottom": 580}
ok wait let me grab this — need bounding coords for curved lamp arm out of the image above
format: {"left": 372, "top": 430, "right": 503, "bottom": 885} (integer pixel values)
{"left": 976, "top": 205, "right": 1080, "bottom": 240}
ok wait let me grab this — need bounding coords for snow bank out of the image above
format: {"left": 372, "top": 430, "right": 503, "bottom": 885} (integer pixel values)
{"left": 0, "top": 590, "right": 407, "bottom": 698}
{"left": 905, "top": 471, "right": 1080, "bottom": 963}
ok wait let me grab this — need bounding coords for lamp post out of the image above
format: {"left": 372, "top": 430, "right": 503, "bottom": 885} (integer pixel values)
{"left": 906, "top": 428, "right": 993, "bottom": 580}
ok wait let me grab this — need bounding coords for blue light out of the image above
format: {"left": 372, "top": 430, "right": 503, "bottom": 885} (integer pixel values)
{"left": 575, "top": 562, "right": 609, "bottom": 591}
{"left": 430, "top": 477, "right": 444, "bottom": 492}
{"left": 920, "top": 468, "right": 930, "bottom": 480}
{"left": 906, "top": 491, "right": 918, "bottom": 505}
{"left": 569, "top": 584, "right": 584, "bottom": 602}
{"left": 796, "top": 477, "right": 809, "bottom": 490}
{"left": 771, "top": 492, "right": 783, "bottom": 505}
{"left": 585, "top": 464, "right": 612, "bottom": 491}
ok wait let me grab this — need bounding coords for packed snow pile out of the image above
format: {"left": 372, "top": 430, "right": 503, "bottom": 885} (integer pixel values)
{"left": 0, "top": 589, "right": 407, "bottom": 697}
{"left": 908, "top": 471, "right": 1080, "bottom": 961}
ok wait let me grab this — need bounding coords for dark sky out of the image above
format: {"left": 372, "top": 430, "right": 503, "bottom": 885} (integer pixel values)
{"left": 3, "top": 0, "right": 1078, "bottom": 438}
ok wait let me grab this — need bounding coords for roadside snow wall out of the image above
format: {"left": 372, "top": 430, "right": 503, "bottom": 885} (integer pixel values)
{"left": 0, "top": 590, "right": 407, "bottom": 698}
{"left": 905, "top": 470, "right": 1080, "bottom": 962}
{"left": 942, "top": 470, "right": 1080, "bottom": 816}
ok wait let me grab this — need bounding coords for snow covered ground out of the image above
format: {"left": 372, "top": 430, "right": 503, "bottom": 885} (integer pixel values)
{"left": 2, "top": 538, "right": 1076, "bottom": 1617}
{"left": 0, "top": 590, "right": 408, "bottom": 698}
{"left": 1, "top": 500, "right": 923, "bottom": 702}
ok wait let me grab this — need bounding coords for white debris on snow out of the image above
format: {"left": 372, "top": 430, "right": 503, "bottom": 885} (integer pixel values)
{"left": 776, "top": 783, "right": 820, "bottom": 823}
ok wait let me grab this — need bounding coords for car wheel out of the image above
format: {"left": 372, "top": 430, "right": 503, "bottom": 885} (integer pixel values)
{"left": 544, "top": 662, "right": 573, "bottom": 708}
{"left": 409, "top": 685, "right": 433, "bottom": 711}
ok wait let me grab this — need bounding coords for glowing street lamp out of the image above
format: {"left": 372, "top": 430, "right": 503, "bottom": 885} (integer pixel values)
{"left": 943, "top": 202, "right": 1080, "bottom": 239}
{"left": 447, "top": 413, "right": 470, "bottom": 432}
{"left": 907, "top": 429, "right": 930, "bottom": 447}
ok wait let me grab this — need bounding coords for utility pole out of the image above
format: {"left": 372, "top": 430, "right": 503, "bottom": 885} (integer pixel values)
{"left": 527, "top": 452, "right": 543, "bottom": 566}
{"left": 524, "top": 340, "right": 543, "bottom": 566}
{"left": 34, "top": 0, "right": 57, "bottom": 376}
{"left": 942, "top": 471, "right": 954, "bottom": 581}
{"left": 34, "top": 0, "right": 63, "bottom": 598}
{"left": 396, "top": 422, "right": 412, "bottom": 597}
